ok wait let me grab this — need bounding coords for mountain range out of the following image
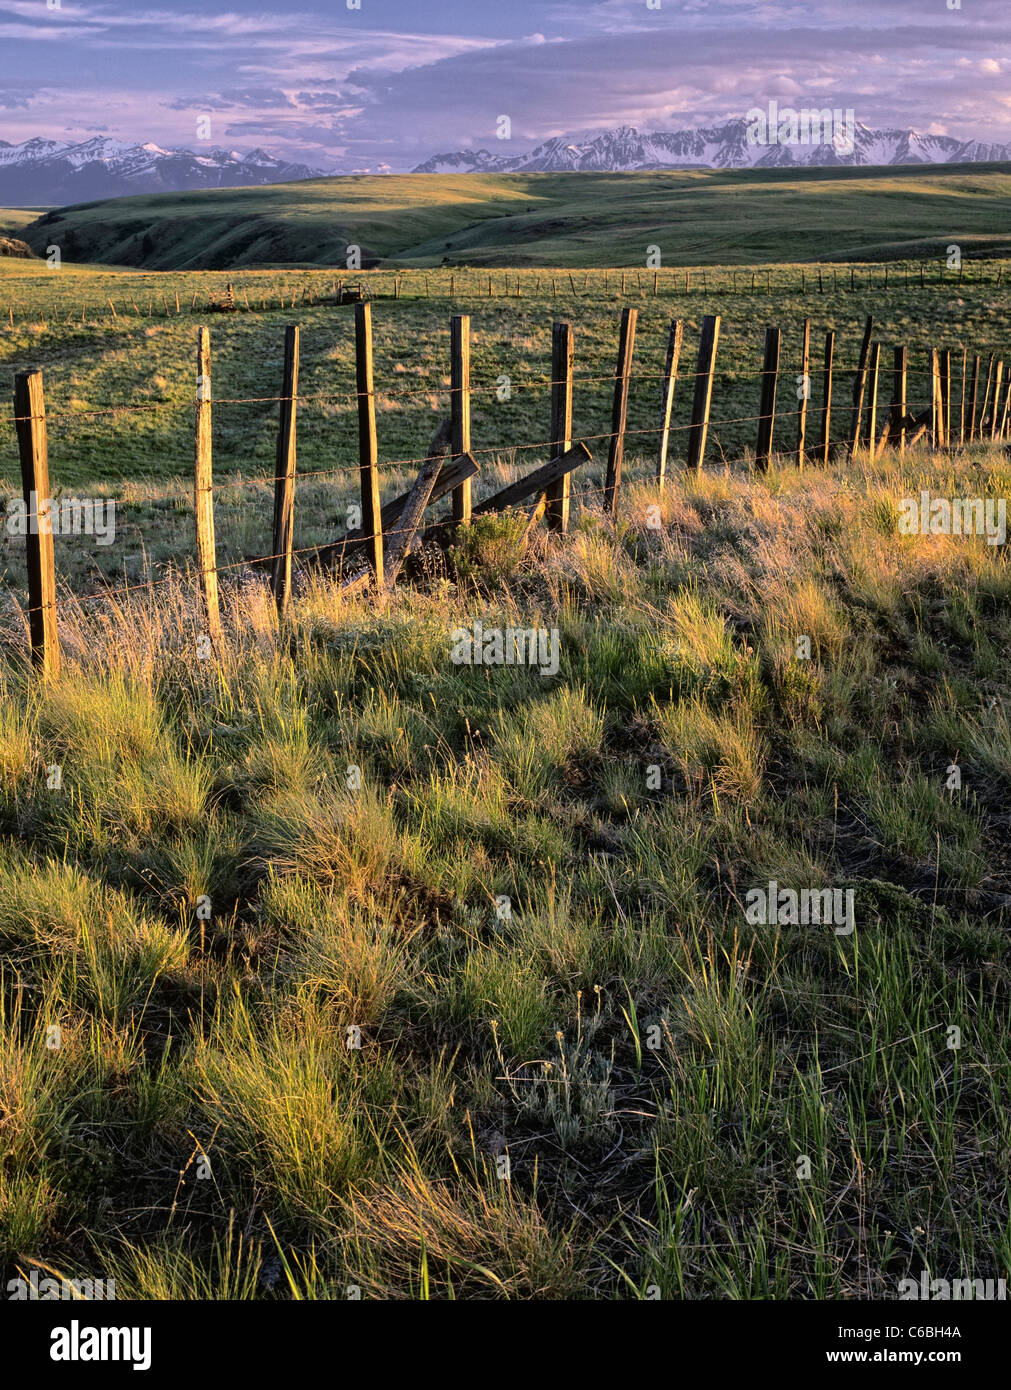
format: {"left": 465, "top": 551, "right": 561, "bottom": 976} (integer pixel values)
{"left": 412, "top": 120, "right": 1011, "bottom": 174}
{"left": 0, "top": 136, "right": 325, "bottom": 206}
{"left": 1, "top": 120, "right": 1010, "bottom": 208}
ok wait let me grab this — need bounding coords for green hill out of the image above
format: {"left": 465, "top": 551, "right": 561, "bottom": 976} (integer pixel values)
{"left": 20, "top": 163, "right": 1011, "bottom": 272}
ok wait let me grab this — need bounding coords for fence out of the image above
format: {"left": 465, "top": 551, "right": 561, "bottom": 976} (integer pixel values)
{"left": 7, "top": 302, "right": 1011, "bottom": 681}
{"left": 4, "top": 257, "right": 1010, "bottom": 330}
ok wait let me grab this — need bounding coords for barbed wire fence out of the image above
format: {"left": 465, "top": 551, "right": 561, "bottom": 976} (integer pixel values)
{"left": 5, "top": 296, "right": 1010, "bottom": 680}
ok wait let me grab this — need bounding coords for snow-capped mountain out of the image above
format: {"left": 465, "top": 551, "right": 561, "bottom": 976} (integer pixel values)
{"left": 0, "top": 136, "right": 326, "bottom": 205}
{"left": 413, "top": 121, "right": 1011, "bottom": 173}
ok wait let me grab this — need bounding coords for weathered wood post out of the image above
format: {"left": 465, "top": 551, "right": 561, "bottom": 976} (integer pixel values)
{"left": 968, "top": 354, "right": 981, "bottom": 442}
{"left": 892, "top": 345, "right": 907, "bottom": 458}
{"left": 990, "top": 361, "right": 1004, "bottom": 441}
{"left": 686, "top": 314, "right": 720, "bottom": 474}
{"left": 546, "top": 321, "right": 574, "bottom": 532}
{"left": 450, "top": 313, "right": 472, "bottom": 526}
{"left": 865, "top": 341, "right": 881, "bottom": 452}
{"left": 959, "top": 348, "right": 967, "bottom": 448}
{"left": 939, "top": 348, "right": 951, "bottom": 447}
{"left": 271, "top": 324, "right": 299, "bottom": 618}
{"left": 819, "top": 330, "right": 834, "bottom": 466}
{"left": 194, "top": 328, "right": 222, "bottom": 647}
{"left": 604, "top": 306, "right": 637, "bottom": 513}
{"left": 656, "top": 318, "right": 683, "bottom": 488}
{"left": 796, "top": 318, "right": 810, "bottom": 468}
{"left": 755, "top": 326, "right": 781, "bottom": 472}
{"left": 13, "top": 368, "right": 59, "bottom": 679}
{"left": 999, "top": 374, "right": 1011, "bottom": 440}
{"left": 354, "top": 301, "right": 384, "bottom": 584}
{"left": 848, "top": 315, "right": 874, "bottom": 459}
{"left": 980, "top": 354, "right": 995, "bottom": 438}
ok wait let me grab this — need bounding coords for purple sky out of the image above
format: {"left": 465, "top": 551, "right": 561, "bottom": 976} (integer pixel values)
{"left": 1, "top": 0, "right": 1010, "bottom": 168}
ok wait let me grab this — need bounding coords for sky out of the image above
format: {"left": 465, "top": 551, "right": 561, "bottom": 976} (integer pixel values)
{"left": 1, "top": 0, "right": 1010, "bottom": 169}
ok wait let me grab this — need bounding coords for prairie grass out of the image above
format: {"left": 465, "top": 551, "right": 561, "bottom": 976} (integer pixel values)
{"left": 0, "top": 425, "right": 1008, "bottom": 1301}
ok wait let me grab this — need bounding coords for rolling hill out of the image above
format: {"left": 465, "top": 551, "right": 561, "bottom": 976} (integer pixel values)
{"left": 18, "top": 163, "right": 1011, "bottom": 272}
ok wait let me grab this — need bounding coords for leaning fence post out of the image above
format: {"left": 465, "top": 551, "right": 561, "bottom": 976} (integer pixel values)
{"left": 13, "top": 368, "right": 59, "bottom": 679}
{"left": 796, "top": 318, "right": 810, "bottom": 468}
{"left": 450, "top": 313, "right": 472, "bottom": 525}
{"left": 271, "top": 324, "right": 299, "bottom": 618}
{"left": 194, "top": 328, "right": 222, "bottom": 647}
{"left": 354, "top": 301, "right": 384, "bottom": 584}
{"left": 656, "top": 318, "right": 683, "bottom": 488}
{"left": 819, "top": 330, "right": 834, "bottom": 465}
{"left": 604, "top": 306, "right": 637, "bottom": 513}
{"left": 546, "top": 320, "right": 574, "bottom": 532}
{"left": 848, "top": 315, "right": 874, "bottom": 459}
{"left": 755, "top": 326, "right": 781, "bottom": 472}
{"left": 892, "top": 345, "right": 907, "bottom": 458}
{"left": 686, "top": 314, "right": 720, "bottom": 474}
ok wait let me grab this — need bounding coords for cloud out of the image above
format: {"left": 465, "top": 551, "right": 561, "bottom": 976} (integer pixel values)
{"left": 294, "top": 91, "right": 348, "bottom": 111}
{"left": 1, "top": 1, "right": 1009, "bottom": 169}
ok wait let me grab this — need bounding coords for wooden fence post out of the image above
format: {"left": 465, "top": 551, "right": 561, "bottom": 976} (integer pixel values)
{"left": 990, "top": 360, "right": 1004, "bottom": 441}
{"left": 959, "top": 348, "right": 967, "bottom": 447}
{"left": 656, "top": 318, "right": 683, "bottom": 488}
{"left": 194, "top": 328, "right": 222, "bottom": 646}
{"left": 865, "top": 341, "right": 881, "bottom": 452}
{"left": 604, "top": 306, "right": 637, "bottom": 513}
{"left": 354, "top": 301, "right": 384, "bottom": 584}
{"left": 797, "top": 318, "right": 810, "bottom": 468}
{"left": 450, "top": 313, "right": 472, "bottom": 525}
{"left": 13, "top": 368, "right": 59, "bottom": 679}
{"left": 686, "top": 315, "right": 721, "bottom": 474}
{"left": 928, "top": 349, "right": 941, "bottom": 447}
{"left": 819, "top": 330, "right": 834, "bottom": 466}
{"left": 755, "top": 326, "right": 781, "bottom": 472}
{"left": 892, "top": 345, "right": 907, "bottom": 458}
{"left": 271, "top": 324, "right": 299, "bottom": 618}
{"left": 980, "top": 354, "right": 995, "bottom": 437}
{"left": 999, "top": 374, "right": 1011, "bottom": 440}
{"left": 968, "top": 354, "right": 980, "bottom": 442}
{"left": 848, "top": 315, "right": 874, "bottom": 459}
{"left": 546, "top": 321, "right": 574, "bottom": 532}
{"left": 939, "top": 348, "right": 951, "bottom": 447}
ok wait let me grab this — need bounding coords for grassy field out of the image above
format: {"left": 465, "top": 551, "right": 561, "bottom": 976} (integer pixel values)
{"left": 0, "top": 441, "right": 1009, "bottom": 1298}
{"left": 0, "top": 257, "right": 1008, "bottom": 509}
{"left": 11, "top": 163, "right": 1011, "bottom": 271}
{"left": 0, "top": 242, "right": 1010, "bottom": 1300}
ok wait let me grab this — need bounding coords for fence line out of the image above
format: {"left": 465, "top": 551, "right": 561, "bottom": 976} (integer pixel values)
{"left": 3, "top": 257, "right": 1009, "bottom": 333}
{"left": 6, "top": 302, "right": 1010, "bottom": 678}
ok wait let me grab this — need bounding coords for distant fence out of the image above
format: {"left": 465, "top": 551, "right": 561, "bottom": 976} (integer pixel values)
{"left": 7, "top": 301, "right": 1010, "bottom": 680}
{"left": 4, "top": 257, "right": 1010, "bottom": 330}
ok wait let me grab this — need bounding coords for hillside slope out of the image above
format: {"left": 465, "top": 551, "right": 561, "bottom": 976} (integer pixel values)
{"left": 20, "top": 164, "right": 1011, "bottom": 271}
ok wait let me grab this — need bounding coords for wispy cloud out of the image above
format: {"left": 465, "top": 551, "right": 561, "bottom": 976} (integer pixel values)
{"left": 0, "top": 0, "right": 1007, "bottom": 168}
